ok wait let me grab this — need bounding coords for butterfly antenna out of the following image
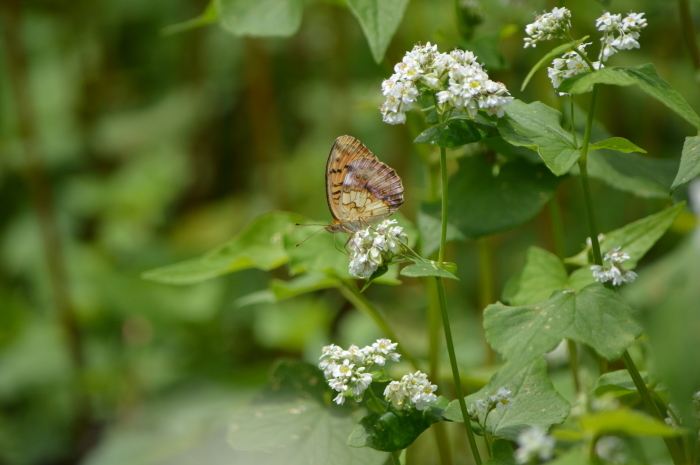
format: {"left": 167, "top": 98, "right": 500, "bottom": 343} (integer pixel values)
{"left": 295, "top": 226, "right": 326, "bottom": 247}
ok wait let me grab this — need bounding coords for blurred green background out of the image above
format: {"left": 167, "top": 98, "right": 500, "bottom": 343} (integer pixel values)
{"left": 1, "top": 0, "right": 698, "bottom": 463}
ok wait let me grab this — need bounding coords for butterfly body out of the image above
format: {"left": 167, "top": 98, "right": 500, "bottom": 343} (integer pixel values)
{"left": 325, "top": 136, "right": 404, "bottom": 235}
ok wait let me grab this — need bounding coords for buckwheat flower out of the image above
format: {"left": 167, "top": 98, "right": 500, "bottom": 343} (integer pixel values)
{"left": 523, "top": 7, "right": 572, "bottom": 48}
{"left": 349, "top": 252, "right": 377, "bottom": 279}
{"left": 548, "top": 44, "right": 603, "bottom": 92}
{"left": 352, "top": 368, "right": 373, "bottom": 397}
{"left": 372, "top": 338, "right": 399, "bottom": 357}
{"left": 595, "top": 436, "right": 626, "bottom": 464}
{"left": 515, "top": 427, "right": 556, "bottom": 464}
{"left": 319, "top": 344, "right": 343, "bottom": 377}
{"left": 590, "top": 246, "right": 637, "bottom": 286}
{"left": 604, "top": 247, "right": 630, "bottom": 264}
{"left": 343, "top": 344, "right": 366, "bottom": 365}
{"left": 385, "top": 381, "right": 408, "bottom": 409}
{"left": 491, "top": 386, "right": 515, "bottom": 410}
{"left": 596, "top": 11, "right": 647, "bottom": 62}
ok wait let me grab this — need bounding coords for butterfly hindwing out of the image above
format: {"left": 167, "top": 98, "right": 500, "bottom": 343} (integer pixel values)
{"left": 324, "top": 135, "right": 404, "bottom": 234}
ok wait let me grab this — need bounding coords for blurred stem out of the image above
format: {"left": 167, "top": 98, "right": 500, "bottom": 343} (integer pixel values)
{"left": 622, "top": 351, "right": 686, "bottom": 464}
{"left": 678, "top": 0, "right": 700, "bottom": 73}
{"left": 436, "top": 145, "right": 482, "bottom": 464}
{"left": 566, "top": 340, "right": 581, "bottom": 394}
{"left": 0, "top": 0, "right": 91, "bottom": 454}
{"left": 391, "top": 451, "right": 401, "bottom": 465}
{"left": 338, "top": 280, "right": 420, "bottom": 371}
{"left": 577, "top": 85, "right": 603, "bottom": 267}
{"left": 477, "top": 237, "right": 496, "bottom": 365}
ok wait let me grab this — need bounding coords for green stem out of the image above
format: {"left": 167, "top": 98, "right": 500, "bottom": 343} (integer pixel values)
{"left": 391, "top": 450, "right": 401, "bottom": 465}
{"left": 566, "top": 339, "right": 582, "bottom": 394}
{"left": 435, "top": 144, "right": 482, "bottom": 464}
{"left": 578, "top": 84, "right": 603, "bottom": 266}
{"left": 622, "top": 351, "right": 685, "bottom": 464}
{"left": 338, "top": 280, "right": 421, "bottom": 371}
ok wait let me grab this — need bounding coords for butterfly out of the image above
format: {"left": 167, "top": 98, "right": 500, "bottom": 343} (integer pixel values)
{"left": 324, "top": 135, "right": 404, "bottom": 235}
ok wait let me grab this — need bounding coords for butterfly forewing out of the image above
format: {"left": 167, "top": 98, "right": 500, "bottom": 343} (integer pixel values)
{"left": 325, "top": 135, "right": 404, "bottom": 234}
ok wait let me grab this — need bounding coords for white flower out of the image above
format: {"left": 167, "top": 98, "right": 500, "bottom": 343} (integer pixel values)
{"left": 604, "top": 246, "right": 630, "bottom": 264}
{"left": 596, "top": 11, "right": 647, "bottom": 62}
{"left": 349, "top": 253, "right": 377, "bottom": 279}
{"left": 385, "top": 371, "right": 439, "bottom": 411}
{"left": 590, "top": 246, "right": 637, "bottom": 286}
{"left": 547, "top": 43, "right": 603, "bottom": 93}
{"left": 523, "top": 7, "right": 572, "bottom": 48}
{"left": 515, "top": 427, "right": 556, "bottom": 464}
{"left": 384, "top": 381, "right": 408, "bottom": 409}
{"left": 347, "top": 219, "right": 407, "bottom": 279}
{"left": 596, "top": 436, "right": 626, "bottom": 464}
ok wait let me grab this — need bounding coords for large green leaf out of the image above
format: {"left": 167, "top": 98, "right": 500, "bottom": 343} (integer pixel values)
{"left": 566, "top": 202, "right": 685, "bottom": 267}
{"left": 414, "top": 117, "right": 498, "bottom": 148}
{"left": 580, "top": 409, "right": 682, "bottom": 437}
{"left": 228, "top": 360, "right": 387, "bottom": 465}
{"left": 671, "top": 135, "right": 700, "bottom": 190}
{"left": 444, "top": 154, "right": 561, "bottom": 240}
{"left": 498, "top": 100, "right": 579, "bottom": 176}
{"left": 346, "top": 0, "right": 409, "bottom": 63}
{"left": 485, "top": 284, "right": 642, "bottom": 383}
{"left": 400, "top": 260, "right": 459, "bottom": 280}
{"left": 444, "top": 359, "right": 570, "bottom": 442}
{"left": 625, "top": 234, "right": 700, "bottom": 430}
{"left": 218, "top": 0, "right": 303, "bottom": 37}
{"left": 347, "top": 398, "right": 447, "bottom": 452}
{"left": 558, "top": 64, "right": 700, "bottom": 131}
{"left": 142, "top": 211, "right": 303, "bottom": 285}
{"left": 482, "top": 439, "right": 516, "bottom": 465}
{"left": 502, "top": 247, "right": 568, "bottom": 306}
{"left": 416, "top": 207, "right": 465, "bottom": 257}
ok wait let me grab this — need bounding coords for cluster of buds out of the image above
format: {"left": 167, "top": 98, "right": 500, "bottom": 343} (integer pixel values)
{"left": 590, "top": 247, "right": 638, "bottom": 286}
{"left": 348, "top": 219, "right": 407, "bottom": 279}
{"left": 319, "top": 339, "right": 400, "bottom": 405}
{"left": 380, "top": 42, "right": 513, "bottom": 125}
{"left": 596, "top": 12, "right": 647, "bottom": 61}
{"left": 523, "top": 7, "right": 572, "bottom": 48}
{"left": 467, "top": 386, "right": 515, "bottom": 419}
{"left": 384, "top": 371, "right": 439, "bottom": 411}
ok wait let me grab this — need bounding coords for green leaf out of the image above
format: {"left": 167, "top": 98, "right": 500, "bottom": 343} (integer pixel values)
{"left": 400, "top": 260, "right": 459, "bottom": 280}
{"left": 482, "top": 439, "right": 516, "bottom": 465}
{"left": 566, "top": 202, "right": 686, "bottom": 267}
{"left": 502, "top": 247, "right": 568, "bottom": 306}
{"left": 270, "top": 274, "right": 340, "bottom": 301}
{"left": 360, "top": 265, "right": 390, "bottom": 291}
{"left": 558, "top": 64, "right": 700, "bottom": 131}
{"left": 162, "top": 1, "right": 219, "bottom": 36}
{"left": 581, "top": 150, "right": 676, "bottom": 198}
{"left": 485, "top": 284, "right": 642, "bottom": 383}
{"left": 414, "top": 117, "right": 498, "bottom": 148}
{"left": 445, "top": 154, "right": 561, "bottom": 239}
{"left": 580, "top": 409, "right": 683, "bottom": 437}
{"left": 228, "top": 360, "right": 387, "bottom": 464}
{"left": 444, "top": 359, "right": 570, "bottom": 442}
{"left": 547, "top": 448, "right": 590, "bottom": 465}
{"left": 588, "top": 137, "right": 646, "bottom": 154}
{"left": 416, "top": 207, "right": 465, "bottom": 257}
{"left": 346, "top": 0, "right": 409, "bottom": 63}
{"left": 142, "top": 211, "right": 302, "bottom": 285}
{"left": 594, "top": 369, "right": 649, "bottom": 399}
{"left": 498, "top": 100, "right": 579, "bottom": 176}
{"left": 624, "top": 235, "right": 700, "bottom": 430}
{"left": 671, "top": 135, "right": 700, "bottom": 190}
{"left": 521, "top": 38, "right": 589, "bottom": 91}
{"left": 347, "top": 399, "right": 447, "bottom": 451}
{"left": 218, "top": 0, "right": 303, "bottom": 37}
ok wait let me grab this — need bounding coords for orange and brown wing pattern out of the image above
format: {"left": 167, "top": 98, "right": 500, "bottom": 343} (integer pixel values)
{"left": 326, "top": 135, "right": 377, "bottom": 221}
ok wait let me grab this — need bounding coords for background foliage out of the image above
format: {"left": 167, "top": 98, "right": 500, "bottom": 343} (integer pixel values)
{"left": 1, "top": 0, "right": 698, "bottom": 463}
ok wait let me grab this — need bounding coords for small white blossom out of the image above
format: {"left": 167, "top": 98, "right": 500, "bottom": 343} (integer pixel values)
{"left": 385, "top": 371, "right": 439, "bottom": 411}
{"left": 381, "top": 43, "right": 512, "bottom": 125}
{"left": 469, "top": 386, "right": 515, "bottom": 420}
{"left": 590, "top": 246, "right": 637, "bottom": 286}
{"left": 523, "top": 7, "right": 572, "bottom": 48}
{"left": 515, "top": 427, "right": 556, "bottom": 464}
{"left": 320, "top": 339, "right": 402, "bottom": 404}
{"left": 547, "top": 43, "right": 603, "bottom": 93}
{"left": 348, "top": 219, "right": 408, "bottom": 279}
{"left": 384, "top": 381, "right": 408, "bottom": 409}
{"left": 596, "top": 11, "right": 647, "bottom": 62}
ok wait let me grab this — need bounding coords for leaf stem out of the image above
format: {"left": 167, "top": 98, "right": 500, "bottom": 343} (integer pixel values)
{"left": 338, "top": 280, "right": 421, "bottom": 371}
{"left": 391, "top": 450, "right": 401, "bottom": 465}
{"left": 577, "top": 84, "right": 604, "bottom": 266}
{"left": 678, "top": 0, "right": 700, "bottom": 73}
{"left": 622, "top": 351, "right": 685, "bottom": 464}
{"left": 436, "top": 145, "right": 482, "bottom": 464}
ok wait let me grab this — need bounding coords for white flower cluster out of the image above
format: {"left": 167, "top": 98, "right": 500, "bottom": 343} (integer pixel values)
{"left": 348, "top": 219, "right": 407, "bottom": 279}
{"left": 515, "top": 427, "right": 556, "bottom": 464}
{"left": 380, "top": 42, "right": 513, "bottom": 124}
{"left": 319, "top": 339, "right": 400, "bottom": 405}
{"left": 523, "top": 7, "right": 572, "bottom": 48}
{"left": 467, "top": 386, "right": 515, "bottom": 418}
{"left": 547, "top": 43, "right": 603, "bottom": 92}
{"left": 590, "top": 246, "right": 637, "bottom": 286}
{"left": 596, "top": 12, "right": 647, "bottom": 62}
{"left": 384, "top": 370, "right": 439, "bottom": 411}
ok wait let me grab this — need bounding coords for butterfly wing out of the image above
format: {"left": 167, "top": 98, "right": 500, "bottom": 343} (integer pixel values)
{"left": 338, "top": 156, "right": 404, "bottom": 227}
{"left": 326, "top": 135, "right": 378, "bottom": 221}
